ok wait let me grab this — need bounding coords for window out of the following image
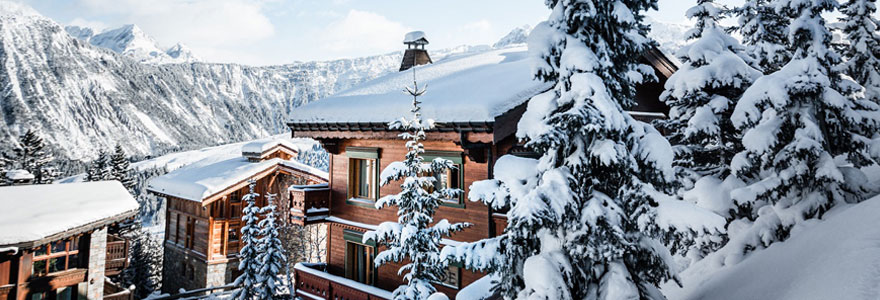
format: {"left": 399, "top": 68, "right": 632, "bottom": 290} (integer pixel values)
{"left": 437, "top": 265, "right": 461, "bottom": 289}
{"left": 185, "top": 218, "right": 195, "bottom": 249}
{"left": 32, "top": 236, "right": 80, "bottom": 276}
{"left": 343, "top": 230, "right": 376, "bottom": 285}
{"left": 349, "top": 158, "right": 377, "bottom": 199}
{"left": 423, "top": 151, "right": 465, "bottom": 208}
{"left": 346, "top": 147, "right": 380, "bottom": 206}
{"left": 226, "top": 222, "right": 241, "bottom": 255}
{"left": 230, "top": 190, "right": 242, "bottom": 219}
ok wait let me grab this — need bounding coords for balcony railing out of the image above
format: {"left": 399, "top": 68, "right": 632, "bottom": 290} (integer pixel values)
{"left": 293, "top": 263, "right": 391, "bottom": 300}
{"left": 290, "top": 184, "right": 331, "bottom": 226}
{"left": 105, "top": 234, "right": 130, "bottom": 276}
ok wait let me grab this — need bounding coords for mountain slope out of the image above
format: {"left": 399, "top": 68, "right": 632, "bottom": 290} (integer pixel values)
{"left": 0, "top": 2, "right": 402, "bottom": 161}
{"left": 65, "top": 24, "right": 200, "bottom": 64}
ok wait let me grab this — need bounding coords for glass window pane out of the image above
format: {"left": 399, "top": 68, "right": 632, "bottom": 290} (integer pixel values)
{"left": 67, "top": 254, "right": 78, "bottom": 269}
{"left": 57, "top": 286, "right": 71, "bottom": 300}
{"left": 32, "top": 260, "right": 47, "bottom": 276}
{"left": 34, "top": 245, "right": 47, "bottom": 257}
{"left": 69, "top": 237, "right": 79, "bottom": 251}
{"left": 48, "top": 257, "right": 64, "bottom": 273}
{"left": 30, "top": 293, "right": 43, "bottom": 300}
{"left": 51, "top": 241, "right": 66, "bottom": 254}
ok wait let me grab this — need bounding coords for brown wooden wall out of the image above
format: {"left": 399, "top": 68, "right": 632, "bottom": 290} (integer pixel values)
{"left": 324, "top": 138, "right": 497, "bottom": 296}
{"left": 329, "top": 139, "right": 492, "bottom": 242}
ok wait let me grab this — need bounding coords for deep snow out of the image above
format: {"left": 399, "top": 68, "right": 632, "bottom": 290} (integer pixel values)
{"left": 662, "top": 194, "right": 880, "bottom": 300}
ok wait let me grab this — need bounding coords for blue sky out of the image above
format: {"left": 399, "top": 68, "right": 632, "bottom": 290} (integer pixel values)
{"left": 20, "top": 0, "right": 740, "bottom": 65}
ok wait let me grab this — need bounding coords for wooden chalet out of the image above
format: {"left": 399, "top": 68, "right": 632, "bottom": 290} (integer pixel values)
{"left": 145, "top": 139, "right": 329, "bottom": 294}
{"left": 0, "top": 181, "right": 139, "bottom": 300}
{"left": 285, "top": 35, "right": 677, "bottom": 299}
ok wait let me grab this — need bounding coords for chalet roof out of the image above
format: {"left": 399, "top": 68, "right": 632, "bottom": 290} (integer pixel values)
{"left": 241, "top": 139, "right": 299, "bottom": 156}
{"left": 146, "top": 141, "right": 328, "bottom": 203}
{"left": 288, "top": 46, "right": 552, "bottom": 125}
{"left": 287, "top": 46, "right": 677, "bottom": 135}
{"left": 0, "top": 181, "right": 139, "bottom": 248}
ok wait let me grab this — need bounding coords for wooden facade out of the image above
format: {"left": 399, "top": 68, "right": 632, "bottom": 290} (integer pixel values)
{"left": 0, "top": 230, "right": 132, "bottom": 300}
{"left": 287, "top": 48, "right": 677, "bottom": 298}
{"left": 154, "top": 146, "right": 329, "bottom": 293}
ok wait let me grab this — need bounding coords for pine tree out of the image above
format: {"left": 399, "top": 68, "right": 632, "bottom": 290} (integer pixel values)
{"left": 86, "top": 151, "right": 110, "bottom": 182}
{"left": 233, "top": 181, "right": 261, "bottom": 300}
{"left": 110, "top": 144, "right": 135, "bottom": 190}
{"left": 658, "top": 0, "right": 762, "bottom": 227}
{"left": 124, "top": 224, "right": 163, "bottom": 299}
{"left": 256, "top": 194, "right": 285, "bottom": 300}
{"left": 445, "top": 0, "right": 701, "bottom": 298}
{"left": 734, "top": 0, "right": 792, "bottom": 74}
{"left": 13, "top": 129, "right": 55, "bottom": 184}
{"left": 726, "top": 0, "right": 880, "bottom": 262}
{"left": 363, "top": 67, "right": 468, "bottom": 300}
{"left": 840, "top": 0, "right": 880, "bottom": 104}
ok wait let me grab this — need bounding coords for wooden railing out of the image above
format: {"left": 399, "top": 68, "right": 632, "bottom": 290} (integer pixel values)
{"left": 293, "top": 263, "right": 391, "bottom": 300}
{"left": 105, "top": 234, "right": 129, "bottom": 276}
{"left": 103, "top": 279, "right": 133, "bottom": 300}
{"left": 290, "top": 184, "right": 331, "bottom": 226}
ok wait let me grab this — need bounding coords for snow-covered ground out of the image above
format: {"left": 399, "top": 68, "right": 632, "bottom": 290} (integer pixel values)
{"left": 662, "top": 194, "right": 880, "bottom": 300}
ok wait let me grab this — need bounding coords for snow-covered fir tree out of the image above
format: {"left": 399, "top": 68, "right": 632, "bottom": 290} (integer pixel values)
{"left": 840, "top": 0, "right": 880, "bottom": 104}
{"left": 13, "top": 129, "right": 55, "bottom": 184}
{"left": 660, "top": 0, "right": 761, "bottom": 183}
{"left": 110, "top": 144, "right": 135, "bottom": 190}
{"left": 256, "top": 194, "right": 285, "bottom": 300}
{"left": 123, "top": 224, "right": 163, "bottom": 299}
{"left": 441, "top": 0, "right": 734, "bottom": 298}
{"left": 86, "top": 150, "right": 110, "bottom": 182}
{"left": 658, "top": 0, "right": 763, "bottom": 234}
{"left": 734, "top": 0, "right": 792, "bottom": 74}
{"left": 725, "top": 0, "right": 880, "bottom": 263}
{"left": 363, "top": 68, "right": 469, "bottom": 300}
{"left": 233, "top": 181, "right": 261, "bottom": 300}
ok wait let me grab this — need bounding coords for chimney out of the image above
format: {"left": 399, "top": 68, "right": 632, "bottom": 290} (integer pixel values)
{"left": 400, "top": 31, "right": 432, "bottom": 72}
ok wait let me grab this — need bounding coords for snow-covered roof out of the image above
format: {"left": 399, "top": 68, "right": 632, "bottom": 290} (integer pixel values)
{"left": 289, "top": 46, "right": 550, "bottom": 124}
{"left": 241, "top": 138, "right": 299, "bottom": 156}
{"left": 147, "top": 152, "right": 328, "bottom": 203}
{"left": 5, "top": 169, "right": 34, "bottom": 180}
{"left": 404, "top": 31, "right": 428, "bottom": 44}
{"left": 147, "top": 156, "right": 282, "bottom": 202}
{"left": 0, "top": 181, "right": 138, "bottom": 247}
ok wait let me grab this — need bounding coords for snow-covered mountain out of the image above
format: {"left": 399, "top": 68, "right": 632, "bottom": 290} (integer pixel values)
{"left": 493, "top": 25, "right": 532, "bottom": 48}
{"left": 647, "top": 17, "right": 690, "bottom": 57}
{"left": 0, "top": 1, "right": 403, "bottom": 162}
{"left": 0, "top": 0, "right": 687, "bottom": 165}
{"left": 64, "top": 24, "right": 200, "bottom": 64}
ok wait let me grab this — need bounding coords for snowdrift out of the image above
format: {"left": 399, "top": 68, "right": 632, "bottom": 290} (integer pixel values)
{"left": 662, "top": 194, "right": 880, "bottom": 300}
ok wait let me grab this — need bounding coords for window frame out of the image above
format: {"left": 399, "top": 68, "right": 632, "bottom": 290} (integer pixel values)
{"left": 423, "top": 151, "right": 466, "bottom": 208}
{"left": 343, "top": 229, "right": 376, "bottom": 285}
{"left": 346, "top": 147, "right": 380, "bottom": 208}
{"left": 31, "top": 236, "right": 80, "bottom": 276}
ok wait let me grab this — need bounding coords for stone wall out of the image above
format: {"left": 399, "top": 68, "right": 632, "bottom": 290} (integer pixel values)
{"left": 86, "top": 227, "right": 107, "bottom": 300}
{"left": 163, "top": 244, "right": 240, "bottom": 294}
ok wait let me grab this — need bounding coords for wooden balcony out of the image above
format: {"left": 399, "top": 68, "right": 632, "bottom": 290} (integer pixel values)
{"left": 104, "top": 279, "right": 133, "bottom": 300}
{"left": 293, "top": 263, "right": 391, "bottom": 300}
{"left": 105, "top": 234, "right": 130, "bottom": 276}
{"left": 290, "top": 184, "right": 331, "bottom": 226}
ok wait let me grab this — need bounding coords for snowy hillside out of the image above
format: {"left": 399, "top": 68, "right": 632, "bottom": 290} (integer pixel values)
{"left": 65, "top": 24, "right": 200, "bottom": 64}
{"left": 0, "top": 1, "right": 402, "bottom": 162}
{"left": 0, "top": 0, "right": 687, "bottom": 165}
{"left": 493, "top": 25, "right": 532, "bottom": 48}
{"left": 662, "top": 195, "right": 880, "bottom": 300}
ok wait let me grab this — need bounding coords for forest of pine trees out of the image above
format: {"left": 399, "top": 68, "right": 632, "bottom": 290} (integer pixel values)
{"left": 436, "top": 0, "right": 880, "bottom": 298}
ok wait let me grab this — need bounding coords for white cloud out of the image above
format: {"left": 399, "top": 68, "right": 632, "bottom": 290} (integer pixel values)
{"left": 74, "top": 0, "right": 275, "bottom": 48}
{"left": 317, "top": 10, "right": 411, "bottom": 56}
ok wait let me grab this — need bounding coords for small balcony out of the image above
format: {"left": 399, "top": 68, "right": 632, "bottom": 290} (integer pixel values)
{"left": 290, "top": 183, "right": 331, "bottom": 226}
{"left": 293, "top": 263, "right": 391, "bottom": 300}
{"left": 105, "top": 234, "right": 130, "bottom": 276}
